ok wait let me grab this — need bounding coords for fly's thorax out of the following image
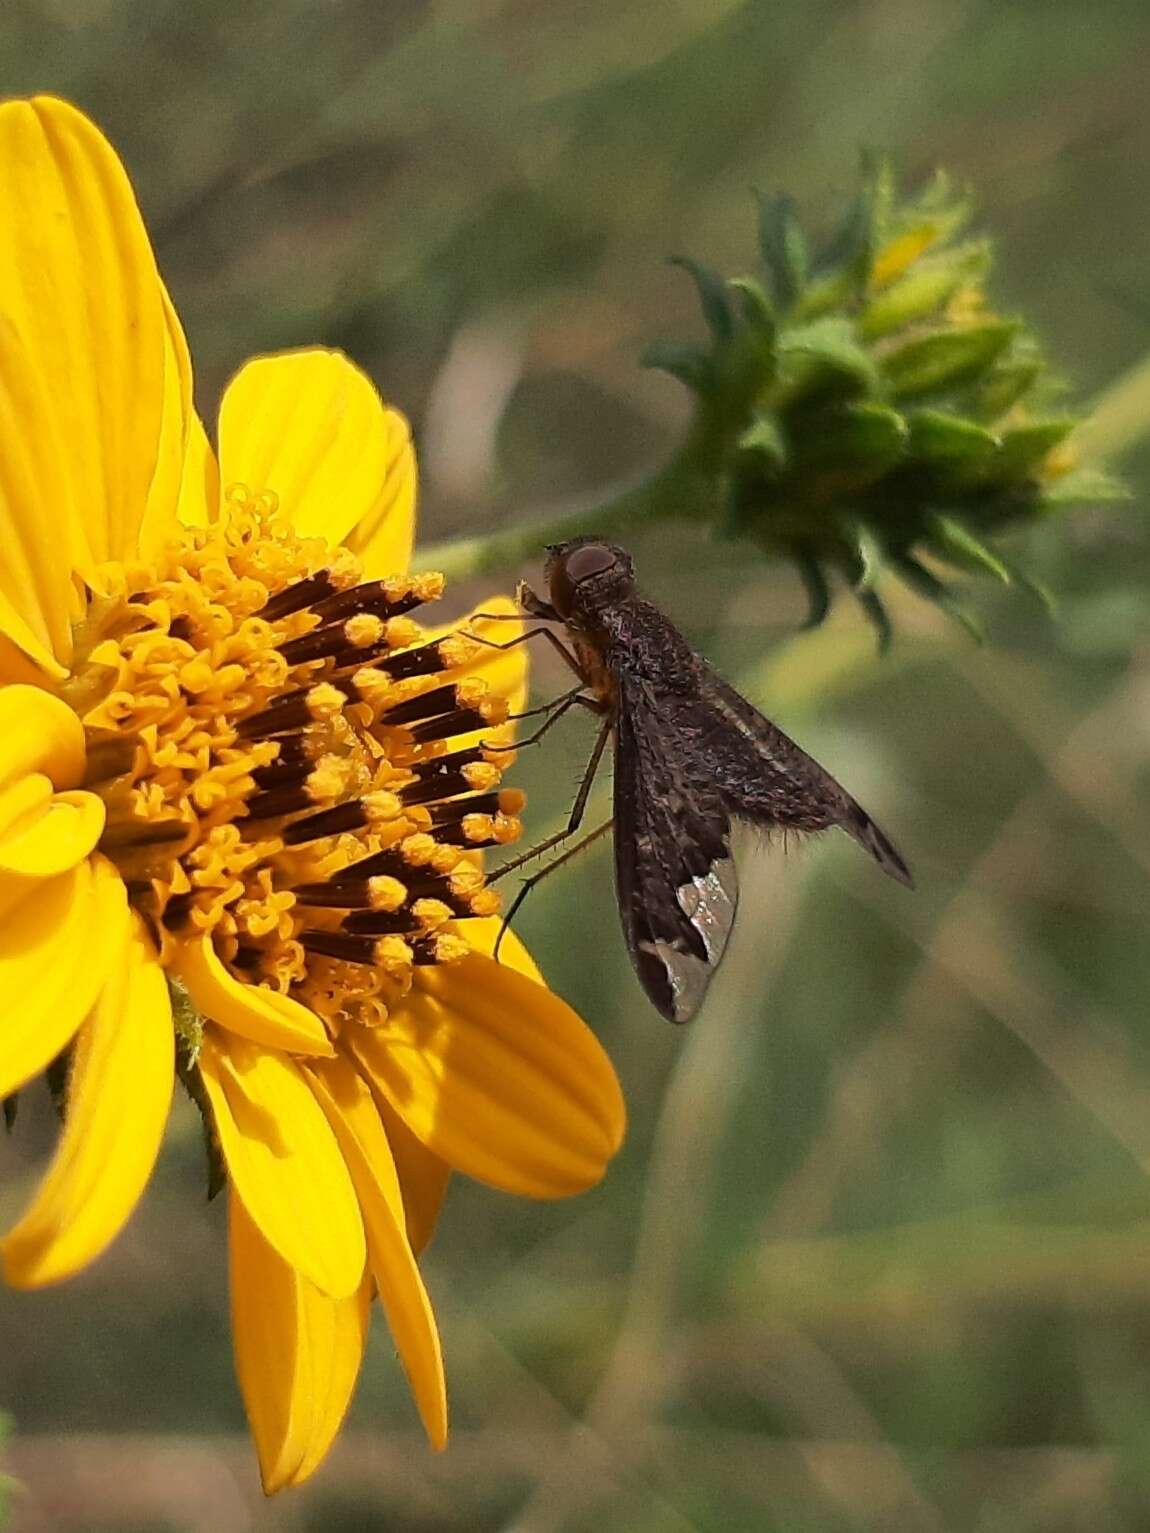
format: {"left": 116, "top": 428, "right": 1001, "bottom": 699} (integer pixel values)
{"left": 597, "top": 597, "right": 703, "bottom": 695}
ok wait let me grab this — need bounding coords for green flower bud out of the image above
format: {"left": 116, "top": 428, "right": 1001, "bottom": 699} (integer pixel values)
{"left": 648, "top": 159, "right": 1124, "bottom": 645}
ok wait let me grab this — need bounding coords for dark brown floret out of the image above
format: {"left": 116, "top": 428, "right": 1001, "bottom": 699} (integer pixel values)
{"left": 341, "top": 909, "right": 421, "bottom": 936}
{"left": 300, "top": 930, "right": 388, "bottom": 964}
{"left": 258, "top": 569, "right": 337, "bottom": 621}
{"left": 282, "top": 799, "right": 373, "bottom": 846}
{"left": 311, "top": 580, "right": 426, "bottom": 624}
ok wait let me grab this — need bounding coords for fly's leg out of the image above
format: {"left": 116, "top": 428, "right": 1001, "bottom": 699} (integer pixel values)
{"left": 487, "top": 713, "right": 611, "bottom": 887}
{"left": 490, "top": 689, "right": 601, "bottom": 751}
{"left": 506, "top": 687, "right": 584, "bottom": 725}
{"left": 471, "top": 581, "right": 558, "bottom": 624}
{"left": 469, "top": 615, "right": 598, "bottom": 748}
{"left": 467, "top": 621, "right": 586, "bottom": 684}
{"left": 493, "top": 818, "right": 614, "bottom": 963}
{"left": 470, "top": 602, "right": 612, "bottom": 959}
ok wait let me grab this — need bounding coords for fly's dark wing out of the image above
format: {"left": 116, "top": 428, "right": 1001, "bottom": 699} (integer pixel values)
{"left": 613, "top": 674, "right": 739, "bottom": 1024}
{"left": 689, "top": 659, "right": 913, "bottom": 888}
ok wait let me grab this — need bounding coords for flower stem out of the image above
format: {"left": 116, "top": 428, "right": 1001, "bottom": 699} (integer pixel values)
{"left": 417, "top": 448, "right": 713, "bottom": 582}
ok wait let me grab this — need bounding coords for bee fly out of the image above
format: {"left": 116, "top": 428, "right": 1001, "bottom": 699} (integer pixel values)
{"left": 483, "top": 538, "right": 912, "bottom": 1023}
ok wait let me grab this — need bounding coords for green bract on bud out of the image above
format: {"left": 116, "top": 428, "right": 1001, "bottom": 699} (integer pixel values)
{"left": 645, "top": 158, "right": 1124, "bottom": 645}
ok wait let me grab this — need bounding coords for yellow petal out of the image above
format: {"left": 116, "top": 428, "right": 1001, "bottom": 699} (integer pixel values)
{"left": 0, "top": 639, "right": 58, "bottom": 690}
{"left": 0, "top": 855, "right": 125, "bottom": 1099}
{"left": 0, "top": 789, "right": 104, "bottom": 880}
{"left": 0, "top": 685, "right": 86, "bottom": 791}
{"left": 172, "top": 932, "right": 334, "bottom": 1055}
{"left": 460, "top": 915, "right": 543, "bottom": 983}
{"left": 199, "top": 1031, "right": 365, "bottom": 1297}
{"left": 229, "top": 1190, "right": 370, "bottom": 1494}
{"left": 376, "top": 1094, "right": 451, "bottom": 1257}
{"left": 0, "top": 773, "right": 51, "bottom": 838}
{"left": 0, "top": 318, "right": 81, "bottom": 673}
{"left": 137, "top": 292, "right": 200, "bottom": 555}
{"left": 174, "top": 411, "right": 220, "bottom": 532}
{"left": 0, "top": 98, "right": 188, "bottom": 583}
{"left": 342, "top": 417, "right": 416, "bottom": 580}
{"left": 2, "top": 911, "right": 172, "bottom": 1286}
{"left": 309, "top": 1057, "right": 447, "bottom": 1447}
{"left": 350, "top": 953, "right": 625, "bottom": 1198}
{"left": 217, "top": 350, "right": 415, "bottom": 561}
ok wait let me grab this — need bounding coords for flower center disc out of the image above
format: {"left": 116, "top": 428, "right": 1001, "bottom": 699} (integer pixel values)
{"left": 65, "top": 487, "right": 522, "bottom": 1030}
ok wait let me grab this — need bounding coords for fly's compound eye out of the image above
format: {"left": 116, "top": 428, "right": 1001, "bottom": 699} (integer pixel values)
{"left": 549, "top": 542, "right": 619, "bottom": 617}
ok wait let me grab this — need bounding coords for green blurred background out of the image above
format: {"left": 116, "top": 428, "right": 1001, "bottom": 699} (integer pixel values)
{"left": 3, "top": 1, "right": 1150, "bottom": 1528}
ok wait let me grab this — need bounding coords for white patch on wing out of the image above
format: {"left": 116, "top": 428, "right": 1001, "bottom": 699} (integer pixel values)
{"left": 634, "top": 857, "right": 740, "bottom": 1024}
{"left": 677, "top": 857, "right": 738, "bottom": 965}
{"left": 638, "top": 940, "right": 712, "bottom": 1024}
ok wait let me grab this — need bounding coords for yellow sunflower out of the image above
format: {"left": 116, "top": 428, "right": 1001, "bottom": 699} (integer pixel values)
{"left": 0, "top": 96, "right": 625, "bottom": 1492}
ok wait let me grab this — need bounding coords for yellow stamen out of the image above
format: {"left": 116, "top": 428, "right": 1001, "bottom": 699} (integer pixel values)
{"left": 397, "top": 833, "right": 439, "bottom": 867}
{"left": 479, "top": 698, "right": 509, "bottom": 726}
{"left": 305, "top": 683, "right": 347, "bottom": 723}
{"left": 374, "top": 935, "right": 415, "bottom": 976}
{"left": 61, "top": 492, "right": 519, "bottom": 1030}
{"left": 362, "top": 791, "right": 403, "bottom": 825}
{"left": 306, "top": 757, "right": 354, "bottom": 803}
{"left": 446, "top": 865, "right": 484, "bottom": 896}
{"left": 411, "top": 898, "right": 453, "bottom": 929}
{"left": 467, "top": 889, "right": 501, "bottom": 918}
{"left": 438, "top": 634, "right": 482, "bottom": 668}
{"left": 461, "top": 762, "right": 500, "bottom": 792}
{"left": 367, "top": 876, "right": 408, "bottom": 912}
{"left": 383, "top": 617, "right": 422, "bottom": 651}
{"left": 491, "top": 814, "right": 522, "bottom": 845}
{"left": 410, "top": 573, "right": 446, "bottom": 605}
{"left": 343, "top": 613, "right": 386, "bottom": 649}
{"left": 427, "top": 933, "right": 470, "bottom": 965}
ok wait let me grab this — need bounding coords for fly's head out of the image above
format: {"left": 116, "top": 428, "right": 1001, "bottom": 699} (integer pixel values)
{"left": 544, "top": 538, "right": 636, "bottom": 628}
